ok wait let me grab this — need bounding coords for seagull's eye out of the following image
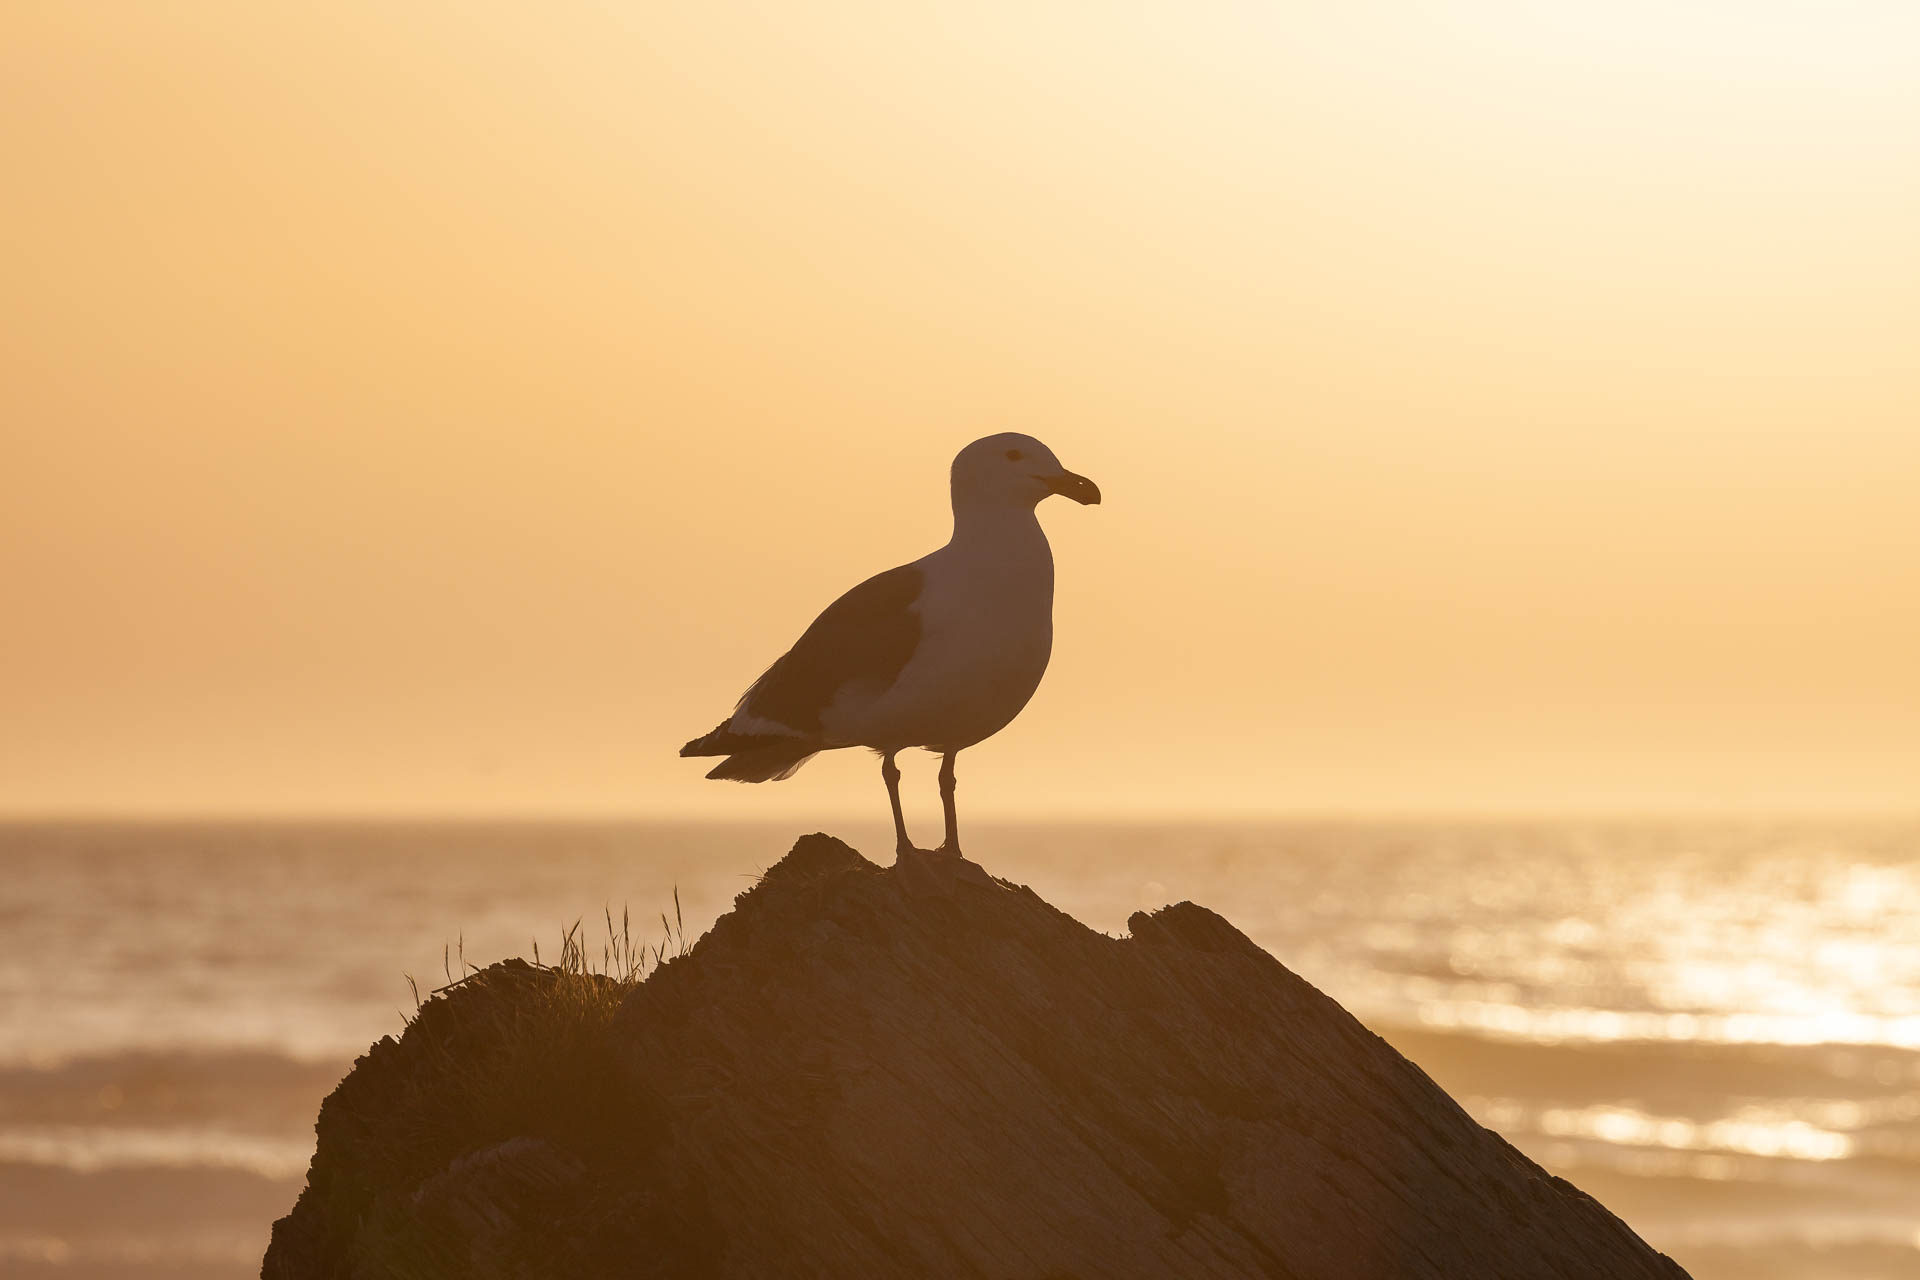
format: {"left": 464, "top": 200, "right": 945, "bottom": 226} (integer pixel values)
{"left": 1004, "top": 449, "right": 1024, "bottom": 461}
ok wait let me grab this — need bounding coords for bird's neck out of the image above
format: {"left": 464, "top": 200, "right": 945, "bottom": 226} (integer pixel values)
{"left": 944, "top": 501, "right": 1053, "bottom": 603}
{"left": 948, "top": 498, "right": 1046, "bottom": 550}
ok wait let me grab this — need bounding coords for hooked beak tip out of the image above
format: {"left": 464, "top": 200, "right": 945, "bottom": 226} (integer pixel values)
{"left": 1044, "top": 470, "right": 1101, "bottom": 506}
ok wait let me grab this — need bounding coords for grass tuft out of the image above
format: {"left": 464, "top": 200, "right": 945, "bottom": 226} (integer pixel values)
{"left": 402, "top": 891, "right": 690, "bottom": 1025}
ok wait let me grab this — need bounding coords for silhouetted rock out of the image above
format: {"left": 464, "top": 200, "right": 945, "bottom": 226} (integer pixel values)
{"left": 263, "top": 834, "right": 1690, "bottom": 1279}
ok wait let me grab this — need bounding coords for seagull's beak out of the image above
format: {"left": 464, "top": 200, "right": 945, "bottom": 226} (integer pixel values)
{"left": 1040, "top": 470, "right": 1102, "bottom": 505}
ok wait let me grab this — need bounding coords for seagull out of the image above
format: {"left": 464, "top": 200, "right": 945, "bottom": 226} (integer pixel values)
{"left": 681, "top": 433, "right": 1100, "bottom": 860}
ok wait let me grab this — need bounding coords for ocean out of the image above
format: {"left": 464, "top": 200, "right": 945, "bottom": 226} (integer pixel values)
{"left": 2, "top": 819, "right": 1916, "bottom": 1280}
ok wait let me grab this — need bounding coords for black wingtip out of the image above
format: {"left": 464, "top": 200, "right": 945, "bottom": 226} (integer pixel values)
{"left": 704, "top": 743, "right": 820, "bottom": 782}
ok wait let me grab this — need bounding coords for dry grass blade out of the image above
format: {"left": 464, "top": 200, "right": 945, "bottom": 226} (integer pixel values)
{"left": 414, "top": 886, "right": 688, "bottom": 1026}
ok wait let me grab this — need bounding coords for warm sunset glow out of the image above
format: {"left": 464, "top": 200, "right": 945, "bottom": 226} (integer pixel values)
{"left": 4, "top": 3, "right": 1916, "bottom": 818}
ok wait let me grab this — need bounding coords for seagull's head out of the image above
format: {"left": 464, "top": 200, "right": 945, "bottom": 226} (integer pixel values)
{"left": 951, "top": 433, "right": 1101, "bottom": 512}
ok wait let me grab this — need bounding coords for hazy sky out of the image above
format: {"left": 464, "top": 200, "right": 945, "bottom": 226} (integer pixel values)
{"left": 4, "top": 3, "right": 1917, "bottom": 819}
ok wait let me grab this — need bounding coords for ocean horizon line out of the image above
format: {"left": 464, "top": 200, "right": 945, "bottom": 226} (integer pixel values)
{"left": 4, "top": 808, "right": 1917, "bottom": 829}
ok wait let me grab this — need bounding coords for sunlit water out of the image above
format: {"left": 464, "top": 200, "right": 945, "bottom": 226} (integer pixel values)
{"left": 2, "top": 820, "right": 1915, "bottom": 1280}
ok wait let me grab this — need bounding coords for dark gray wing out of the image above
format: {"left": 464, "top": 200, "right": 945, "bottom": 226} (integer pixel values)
{"left": 735, "top": 563, "right": 923, "bottom": 734}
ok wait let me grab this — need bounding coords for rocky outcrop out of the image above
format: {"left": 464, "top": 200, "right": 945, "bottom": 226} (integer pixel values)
{"left": 264, "top": 834, "right": 1689, "bottom": 1279}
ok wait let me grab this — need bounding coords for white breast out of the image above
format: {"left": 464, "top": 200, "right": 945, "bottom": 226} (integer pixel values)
{"left": 823, "top": 516, "right": 1054, "bottom": 752}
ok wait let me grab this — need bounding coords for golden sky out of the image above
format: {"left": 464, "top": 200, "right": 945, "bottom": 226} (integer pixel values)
{"left": 4, "top": 3, "right": 1917, "bottom": 818}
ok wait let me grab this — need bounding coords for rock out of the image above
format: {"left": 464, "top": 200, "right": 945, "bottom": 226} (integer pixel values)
{"left": 263, "top": 834, "right": 1690, "bottom": 1279}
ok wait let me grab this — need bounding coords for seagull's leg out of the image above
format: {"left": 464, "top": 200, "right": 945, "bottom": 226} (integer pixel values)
{"left": 881, "top": 751, "right": 914, "bottom": 856}
{"left": 935, "top": 751, "right": 961, "bottom": 856}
